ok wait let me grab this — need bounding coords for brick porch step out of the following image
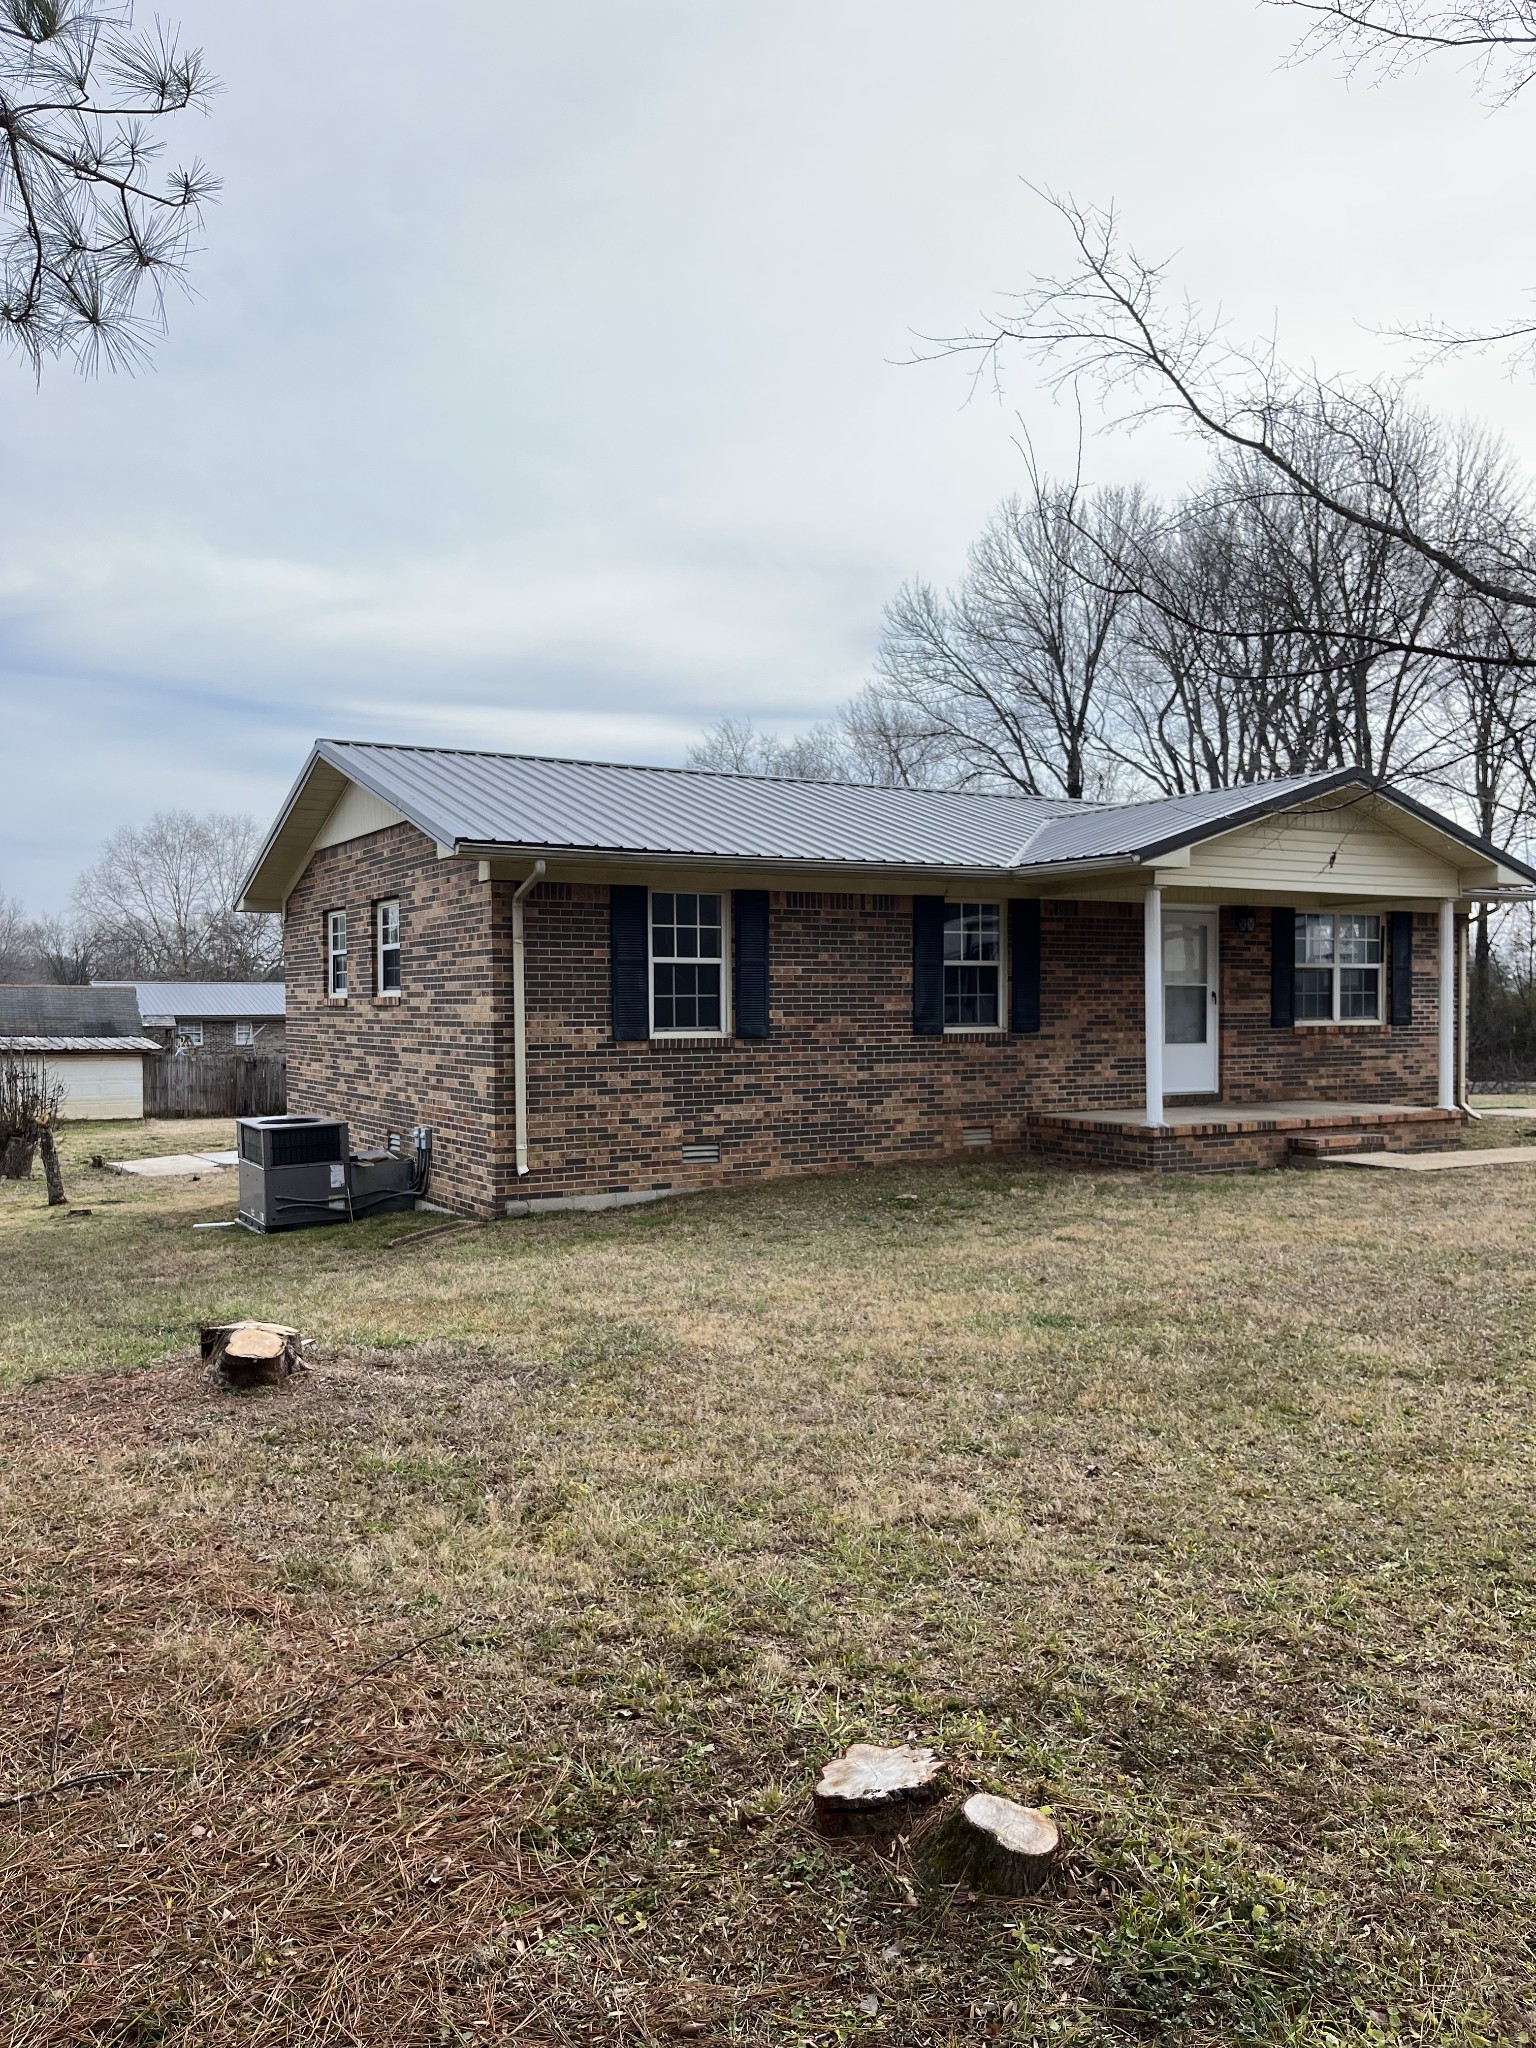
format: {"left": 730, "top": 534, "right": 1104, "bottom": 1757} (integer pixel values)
{"left": 1289, "top": 1131, "right": 1387, "bottom": 1159}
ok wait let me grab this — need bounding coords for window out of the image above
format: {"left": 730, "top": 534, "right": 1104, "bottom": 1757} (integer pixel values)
{"left": 177, "top": 1021, "right": 204, "bottom": 1048}
{"left": 234, "top": 1020, "right": 253, "bottom": 1047}
{"left": 377, "top": 899, "right": 401, "bottom": 995}
{"left": 1295, "top": 912, "right": 1382, "bottom": 1023}
{"left": 327, "top": 909, "right": 348, "bottom": 998}
{"left": 943, "top": 901, "right": 1002, "bottom": 1028}
{"left": 651, "top": 891, "right": 726, "bottom": 1034}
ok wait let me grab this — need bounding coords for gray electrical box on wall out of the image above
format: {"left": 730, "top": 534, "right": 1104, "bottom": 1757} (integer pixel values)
{"left": 237, "top": 1115, "right": 350, "bottom": 1233}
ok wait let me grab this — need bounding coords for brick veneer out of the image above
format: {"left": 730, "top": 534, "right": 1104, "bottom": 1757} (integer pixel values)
{"left": 146, "top": 1018, "right": 286, "bottom": 1056}
{"left": 282, "top": 826, "right": 1453, "bottom": 1215}
{"left": 284, "top": 825, "right": 505, "bottom": 1217}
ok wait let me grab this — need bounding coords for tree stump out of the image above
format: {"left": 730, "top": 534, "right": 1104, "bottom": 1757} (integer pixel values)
{"left": 812, "top": 1744, "right": 947, "bottom": 1837}
{"left": 918, "top": 1793, "right": 1061, "bottom": 1896}
{"left": 201, "top": 1321, "right": 304, "bottom": 1390}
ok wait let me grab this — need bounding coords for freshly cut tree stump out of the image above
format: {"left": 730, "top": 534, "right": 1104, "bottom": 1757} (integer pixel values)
{"left": 201, "top": 1321, "right": 304, "bottom": 1390}
{"left": 919, "top": 1793, "right": 1061, "bottom": 1896}
{"left": 813, "top": 1744, "right": 947, "bottom": 1837}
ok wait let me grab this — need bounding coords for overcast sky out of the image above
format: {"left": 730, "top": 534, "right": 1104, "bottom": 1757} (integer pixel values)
{"left": 3, "top": 0, "right": 1533, "bottom": 911}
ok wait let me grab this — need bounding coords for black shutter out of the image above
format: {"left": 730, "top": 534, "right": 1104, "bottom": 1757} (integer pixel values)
{"left": 610, "top": 885, "right": 650, "bottom": 1041}
{"left": 1010, "top": 898, "right": 1041, "bottom": 1034}
{"left": 1390, "top": 910, "right": 1414, "bottom": 1026}
{"left": 912, "top": 895, "right": 945, "bottom": 1035}
{"left": 1270, "top": 906, "right": 1296, "bottom": 1028}
{"left": 733, "top": 889, "right": 770, "bottom": 1039}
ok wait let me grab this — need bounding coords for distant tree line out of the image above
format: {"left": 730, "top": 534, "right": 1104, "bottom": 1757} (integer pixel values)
{"left": 1, "top": 811, "right": 281, "bottom": 984}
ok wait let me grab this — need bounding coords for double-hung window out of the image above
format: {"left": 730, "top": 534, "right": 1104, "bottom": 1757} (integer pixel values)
{"left": 177, "top": 1021, "right": 204, "bottom": 1048}
{"left": 1295, "top": 912, "right": 1382, "bottom": 1022}
{"left": 944, "top": 901, "right": 1003, "bottom": 1029}
{"left": 327, "top": 910, "right": 348, "bottom": 998}
{"left": 377, "top": 899, "right": 401, "bottom": 995}
{"left": 234, "top": 1020, "right": 254, "bottom": 1047}
{"left": 651, "top": 891, "right": 726, "bottom": 1034}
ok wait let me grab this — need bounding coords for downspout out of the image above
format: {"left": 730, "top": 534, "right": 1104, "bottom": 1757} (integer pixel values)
{"left": 512, "top": 860, "right": 546, "bottom": 1177}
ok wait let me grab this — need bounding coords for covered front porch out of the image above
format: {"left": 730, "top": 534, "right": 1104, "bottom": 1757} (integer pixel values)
{"left": 1025, "top": 868, "right": 1470, "bottom": 1172}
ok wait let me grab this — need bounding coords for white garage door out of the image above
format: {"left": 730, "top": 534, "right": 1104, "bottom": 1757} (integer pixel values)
{"left": 55, "top": 1054, "right": 144, "bottom": 1121}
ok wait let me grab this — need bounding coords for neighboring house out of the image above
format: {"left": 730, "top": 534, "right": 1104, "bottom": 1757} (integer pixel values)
{"left": 0, "top": 986, "right": 160, "bottom": 1121}
{"left": 94, "top": 982, "right": 286, "bottom": 1056}
{"left": 238, "top": 739, "right": 1536, "bottom": 1219}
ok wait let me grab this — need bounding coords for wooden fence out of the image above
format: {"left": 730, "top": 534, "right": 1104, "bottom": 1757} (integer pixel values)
{"left": 144, "top": 1053, "right": 287, "bottom": 1120}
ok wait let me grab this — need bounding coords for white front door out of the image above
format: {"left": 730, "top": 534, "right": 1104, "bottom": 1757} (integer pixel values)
{"left": 1163, "top": 910, "right": 1219, "bottom": 1095}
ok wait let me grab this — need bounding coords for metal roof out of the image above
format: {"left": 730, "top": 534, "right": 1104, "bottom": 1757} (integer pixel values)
{"left": 0, "top": 985, "right": 151, "bottom": 1041}
{"left": 93, "top": 980, "right": 285, "bottom": 1020}
{"left": 239, "top": 739, "right": 1536, "bottom": 910}
{"left": 0, "top": 1035, "right": 160, "bottom": 1054}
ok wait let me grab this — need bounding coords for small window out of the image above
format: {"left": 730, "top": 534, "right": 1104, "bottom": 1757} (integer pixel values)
{"left": 943, "top": 902, "right": 1002, "bottom": 1029}
{"left": 651, "top": 891, "right": 726, "bottom": 1034}
{"left": 1295, "top": 912, "right": 1382, "bottom": 1023}
{"left": 177, "top": 1021, "right": 204, "bottom": 1048}
{"left": 377, "top": 899, "right": 401, "bottom": 996}
{"left": 234, "top": 1020, "right": 254, "bottom": 1047}
{"left": 327, "top": 909, "right": 348, "bottom": 998}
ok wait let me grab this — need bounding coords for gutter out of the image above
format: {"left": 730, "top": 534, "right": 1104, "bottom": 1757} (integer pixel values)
{"left": 511, "top": 861, "right": 545, "bottom": 1178}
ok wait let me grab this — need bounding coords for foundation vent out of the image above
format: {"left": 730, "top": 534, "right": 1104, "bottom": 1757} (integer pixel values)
{"left": 681, "top": 1142, "right": 721, "bottom": 1165}
{"left": 962, "top": 1126, "right": 994, "bottom": 1149}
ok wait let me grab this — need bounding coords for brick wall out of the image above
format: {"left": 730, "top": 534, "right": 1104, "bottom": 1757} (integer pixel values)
{"left": 284, "top": 825, "right": 502, "bottom": 1216}
{"left": 147, "top": 1018, "right": 286, "bottom": 1056}
{"left": 1210, "top": 906, "right": 1442, "bottom": 1105}
{"left": 282, "top": 829, "right": 1451, "bottom": 1214}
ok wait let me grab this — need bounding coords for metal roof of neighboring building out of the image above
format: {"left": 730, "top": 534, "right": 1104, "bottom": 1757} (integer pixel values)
{"left": 0, "top": 1035, "right": 160, "bottom": 1054}
{"left": 93, "top": 981, "right": 286, "bottom": 1021}
{"left": 239, "top": 738, "right": 1536, "bottom": 910}
{"left": 0, "top": 985, "right": 153, "bottom": 1042}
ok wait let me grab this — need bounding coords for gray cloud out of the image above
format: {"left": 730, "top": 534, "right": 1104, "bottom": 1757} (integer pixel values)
{"left": 4, "top": 0, "right": 1533, "bottom": 907}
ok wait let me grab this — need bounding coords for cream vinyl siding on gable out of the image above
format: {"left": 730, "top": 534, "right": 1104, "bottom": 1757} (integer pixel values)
{"left": 53, "top": 1053, "right": 144, "bottom": 1120}
{"left": 1181, "top": 805, "right": 1463, "bottom": 898}
{"left": 314, "top": 782, "right": 409, "bottom": 849}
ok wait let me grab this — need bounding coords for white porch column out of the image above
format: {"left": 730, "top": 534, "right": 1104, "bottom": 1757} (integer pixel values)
{"left": 1438, "top": 899, "right": 1457, "bottom": 1111}
{"left": 1144, "top": 885, "right": 1164, "bottom": 1128}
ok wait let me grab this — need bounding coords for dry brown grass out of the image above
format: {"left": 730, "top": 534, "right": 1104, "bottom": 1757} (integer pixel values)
{"left": 2, "top": 1120, "right": 1534, "bottom": 2045}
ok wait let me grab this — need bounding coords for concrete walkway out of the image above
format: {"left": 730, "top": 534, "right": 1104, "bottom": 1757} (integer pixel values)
{"left": 109, "top": 1150, "right": 238, "bottom": 1178}
{"left": 1320, "top": 1146, "right": 1536, "bottom": 1172}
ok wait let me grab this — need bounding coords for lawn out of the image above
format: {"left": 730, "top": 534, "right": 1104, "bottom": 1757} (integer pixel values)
{"left": 1, "top": 1119, "right": 1534, "bottom": 2046}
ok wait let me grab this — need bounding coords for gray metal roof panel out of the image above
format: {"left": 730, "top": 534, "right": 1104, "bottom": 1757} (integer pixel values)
{"left": 93, "top": 981, "right": 286, "bottom": 1019}
{"left": 318, "top": 741, "right": 1358, "bottom": 871}
{"left": 0, "top": 1035, "right": 160, "bottom": 1054}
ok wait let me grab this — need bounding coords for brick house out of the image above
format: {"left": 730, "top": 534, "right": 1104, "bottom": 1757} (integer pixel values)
{"left": 94, "top": 981, "right": 286, "bottom": 1056}
{"left": 238, "top": 740, "right": 1536, "bottom": 1218}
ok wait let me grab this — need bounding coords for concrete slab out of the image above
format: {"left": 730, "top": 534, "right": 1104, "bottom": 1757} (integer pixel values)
{"left": 1469, "top": 1108, "right": 1536, "bottom": 1120}
{"left": 110, "top": 1152, "right": 236, "bottom": 1177}
{"left": 1319, "top": 1146, "right": 1536, "bottom": 1172}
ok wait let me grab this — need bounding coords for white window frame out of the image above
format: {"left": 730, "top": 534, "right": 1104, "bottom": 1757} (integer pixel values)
{"left": 649, "top": 887, "right": 731, "bottom": 1039}
{"left": 942, "top": 899, "right": 1007, "bottom": 1035}
{"left": 233, "top": 1020, "right": 254, "bottom": 1047}
{"left": 1294, "top": 909, "right": 1385, "bottom": 1026}
{"left": 177, "top": 1020, "right": 204, "bottom": 1048}
{"left": 327, "top": 909, "right": 348, "bottom": 999}
{"left": 376, "top": 898, "right": 402, "bottom": 997}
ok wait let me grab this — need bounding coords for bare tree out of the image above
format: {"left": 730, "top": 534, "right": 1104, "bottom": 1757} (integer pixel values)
{"left": 685, "top": 716, "right": 855, "bottom": 781}
{"left": 72, "top": 810, "right": 281, "bottom": 979}
{"left": 0, "top": 886, "right": 29, "bottom": 977}
{"left": 868, "top": 475, "right": 1145, "bottom": 798}
{"left": 1277, "top": 3, "right": 1536, "bottom": 102}
{"left": 939, "top": 192, "right": 1536, "bottom": 624}
{"left": 0, "top": 1, "right": 218, "bottom": 373}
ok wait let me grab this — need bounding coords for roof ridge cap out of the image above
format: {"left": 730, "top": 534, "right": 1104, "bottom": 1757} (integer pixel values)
{"left": 320, "top": 738, "right": 1060, "bottom": 806}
